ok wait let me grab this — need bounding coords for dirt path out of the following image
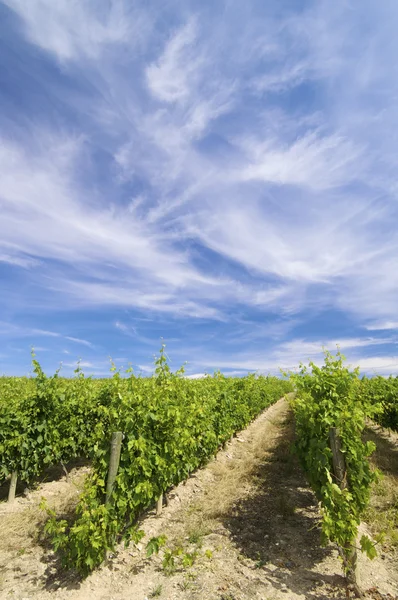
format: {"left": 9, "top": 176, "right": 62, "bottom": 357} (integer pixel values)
{"left": 1, "top": 399, "right": 397, "bottom": 600}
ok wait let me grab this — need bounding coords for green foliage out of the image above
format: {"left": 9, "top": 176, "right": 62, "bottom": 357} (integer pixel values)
{"left": 147, "top": 538, "right": 201, "bottom": 574}
{"left": 1, "top": 345, "right": 292, "bottom": 574}
{"left": 0, "top": 354, "right": 111, "bottom": 485}
{"left": 358, "top": 375, "right": 398, "bottom": 432}
{"left": 52, "top": 348, "right": 291, "bottom": 573}
{"left": 162, "top": 546, "right": 180, "bottom": 574}
{"left": 289, "top": 351, "right": 379, "bottom": 570}
{"left": 146, "top": 535, "right": 167, "bottom": 557}
{"left": 360, "top": 534, "right": 378, "bottom": 559}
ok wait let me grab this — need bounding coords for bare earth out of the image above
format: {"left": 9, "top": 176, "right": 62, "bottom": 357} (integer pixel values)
{"left": 1, "top": 398, "right": 397, "bottom": 600}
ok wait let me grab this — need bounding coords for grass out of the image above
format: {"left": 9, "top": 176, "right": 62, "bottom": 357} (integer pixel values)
{"left": 178, "top": 571, "right": 198, "bottom": 591}
{"left": 0, "top": 468, "right": 86, "bottom": 556}
{"left": 200, "top": 409, "right": 286, "bottom": 521}
{"left": 149, "top": 584, "right": 163, "bottom": 597}
{"left": 0, "top": 504, "right": 45, "bottom": 554}
{"left": 363, "top": 425, "right": 398, "bottom": 550}
{"left": 167, "top": 401, "right": 292, "bottom": 561}
{"left": 364, "top": 475, "right": 398, "bottom": 548}
{"left": 178, "top": 579, "right": 191, "bottom": 591}
{"left": 187, "top": 522, "right": 212, "bottom": 547}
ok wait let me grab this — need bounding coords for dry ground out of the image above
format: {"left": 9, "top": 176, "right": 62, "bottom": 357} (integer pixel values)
{"left": 0, "top": 399, "right": 397, "bottom": 600}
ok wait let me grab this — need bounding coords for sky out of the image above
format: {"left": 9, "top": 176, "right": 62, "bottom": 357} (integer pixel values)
{"left": 0, "top": 0, "right": 398, "bottom": 377}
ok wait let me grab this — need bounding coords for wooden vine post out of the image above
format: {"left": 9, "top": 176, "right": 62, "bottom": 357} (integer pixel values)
{"left": 105, "top": 432, "right": 123, "bottom": 506}
{"left": 329, "top": 427, "right": 361, "bottom": 598}
{"left": 8, "top": 471, "right": 18, "bottom": 503}
{"left": 104, "top": 432, "right": 123, "bottom": 561}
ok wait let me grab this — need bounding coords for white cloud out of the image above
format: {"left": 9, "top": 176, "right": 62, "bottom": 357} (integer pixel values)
{"left": 0, "top": 132, "right": 220, "bottom": 304}
{"left": 185, "top": 373, "right": 207, "bottom": 379}
{"left": 0, "top": 322, "right": 94, "bottom": 348}
{"left": 252, "top": 62, "right": 310, "bottom": 95}
{"left": 276, "top": 337, "right": 394, "bottom": 357}
{"left": 350, "top": 356, "right": 398, "bottom": 375}
{"left": 0, "top": 129, "right": 298, "bottom": 320}
{"left": 0, "top": 253, "right": 40, "bottom": 268}
{"left": 4, "top": 0, "right": 142, "bottom": 61}
{"left": 336, "top": 255, "right": 398, "bottom": 322}
{"left": 188, "top": 337, "right": 398, "bottom": 376}
{"left": 366, "top": 321, "right": 398, "bottom": 331}
{"left": 183, "top": 193, "right": 383, "bottom": 288}
{"left": 65, "top": 336, "right": 95, "bottom": 349}
{"left": 64, "top": 360, "right": 96, "bottom": 369}
{"left": 2, "top": 0, "right": 398, "bottom": 355}
{"left": 137, "top": 364, "right": 154, "bottom": 374}
{"left": 146, "top": 18, "right": 200, "bottom": 103}
{"left": 239, "top": 131, "right": 361, "bottom": 191}
{"left": 115, "top": 321, "right": 129, "bottom": 333}
{"left": 114, "top": 321, "right": 160, "bottom": 346}
{"left": 68, "top": 281, "right": 225, "bottom": 319}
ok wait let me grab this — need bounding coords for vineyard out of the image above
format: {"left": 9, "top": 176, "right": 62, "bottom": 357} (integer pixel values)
{"left": 289, "top": 352, "right": 388, "bottom": 595}
{"left": 0, "top": 348, "right": 292, "bottom": 573}
{"left": 359, "top": 374, "right": 398, "bottom": 432}
{"left": 0, "top": 348, "right": 397, "bottom": 599}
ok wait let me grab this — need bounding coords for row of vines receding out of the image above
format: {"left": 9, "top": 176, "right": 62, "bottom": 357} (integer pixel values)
{"left": 2, "top": 346, "right": 396, "bottom": 588}
{"left": 288, "top": 351, "right": 387, "bottom": 596}
{"left": 1, "top": 346, "right": 292, "bottom": 573}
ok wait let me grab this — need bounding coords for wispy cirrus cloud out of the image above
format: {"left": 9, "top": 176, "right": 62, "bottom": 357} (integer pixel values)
{"left": 2, "top": 0, "right": 145, "bottom": 61}
{"left": 0, "top": 252, "right": 40, "bottom": 268}
{"left": 366, "top": 322, "right": 398, "bottom": 331}
{"left": 0, "top": 322, "right": 94, "bottom": 348}
{"left": 239, "top": 131, "right": 362, "bottom": 191}
{"left": 65, "top": 337, "right": 95, "bottom": 349}
{"left": 181, "top": 337, "right": 398, "bottom": 376}
{"left": 146, "top": 18, "right": 200, "bottom": 104}
{"left": 1, "top": 0, "right": 398, "bottom": 375}
{"left": 350, "top": 356, "right": 398, "bottom": 374}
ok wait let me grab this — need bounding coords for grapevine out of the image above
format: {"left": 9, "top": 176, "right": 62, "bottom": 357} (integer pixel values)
{"left": 358, "top": 375, "right": 398, "bottom": 432}
{"left": 41, "top": 346, "right": 292, "bottom": 573}
{"left": 288, "top": 351, "right": 380, "bottom": 594}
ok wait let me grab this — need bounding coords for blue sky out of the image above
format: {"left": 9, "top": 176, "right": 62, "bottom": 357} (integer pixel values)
{"left": 1, "top": 0, "right": 398, "bottom": 377}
